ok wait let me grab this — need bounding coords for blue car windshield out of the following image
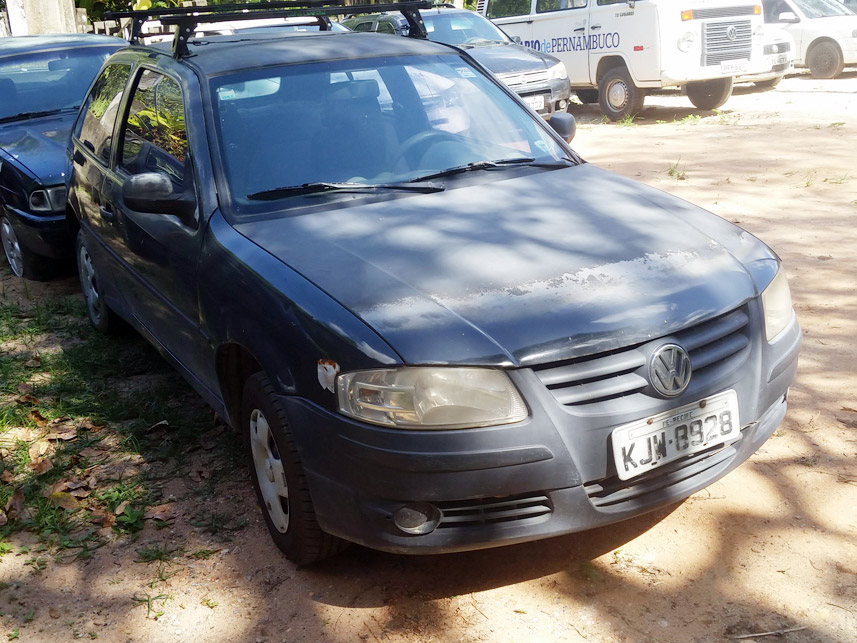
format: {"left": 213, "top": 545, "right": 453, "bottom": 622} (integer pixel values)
{"left": 791, "top": 0, "right": 854, "bottom": 17}
{"left": 212, "top": 54, "right": 569, "bottom": 214}
{"left": 423, "top": 12, "right": 510, "bottom": 45}
{"left": 0, "top": 45, "right": 118, "bottom": 120}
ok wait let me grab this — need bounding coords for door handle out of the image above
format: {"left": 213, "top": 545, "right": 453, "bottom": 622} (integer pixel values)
{"left": 574, "top": 26, "right": 585, "bottom": 32}
{"left": 98, "top": 205, "right": 115, "bottom": 223}
{"left": 591, "top": 24, "right": 602, "bottom": 30}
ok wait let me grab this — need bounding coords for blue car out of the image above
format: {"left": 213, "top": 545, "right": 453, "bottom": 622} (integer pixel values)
{"left": 68, "top": 2, "right": 800, "bottom": 564}
{"left": 0, "top": 34, "right": 123, "bottom": 279}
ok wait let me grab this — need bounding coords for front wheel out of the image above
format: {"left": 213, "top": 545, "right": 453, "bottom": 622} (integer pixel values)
{"left": 686, "top": 77, "right": 734, "bottom": 111}
{"left": 243, "top": 372, "right": 347, "bottom": 564}
{"left": 1, "top": 215, "right": 51, "bottom": 280}
{"left": 598, "top": 68, "right": 645, "bottom": 121}
{"left": 807, "top": 41, "right": 844, "bottom": 79}
{"left": 76, "top": 229, "right": 119, "bottom": 334}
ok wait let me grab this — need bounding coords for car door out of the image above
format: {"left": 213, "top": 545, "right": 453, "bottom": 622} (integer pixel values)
{"left": 104, "top": 67, "right": 211, "bottom": 385}
{"left": 588, "top": 0, "right": 659, "bottom": 82}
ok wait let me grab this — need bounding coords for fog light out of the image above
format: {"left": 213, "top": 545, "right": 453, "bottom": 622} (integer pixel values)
{"left": 393, "top": 503, "right": 441, "bottom": 535}
{"left": 558, "top": 99, "right": 568, "bottom": 111}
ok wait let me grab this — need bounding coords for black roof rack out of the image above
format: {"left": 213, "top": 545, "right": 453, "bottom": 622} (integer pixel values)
{"left": 106, "top": 0, "right": 432, "bottom": 59}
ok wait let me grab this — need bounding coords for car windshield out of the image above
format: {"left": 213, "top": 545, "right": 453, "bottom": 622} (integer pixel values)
{"left": 791, "top": 0, "right": 854, "bottom": 17}
{"left": 0, "top": 45, "right": 118, "bottom": 121}
{"left": 423, "top": 12, "right": 510, "bottom": 45}
{"left": 212, "top": 54, "right": 570, "bottom": 214}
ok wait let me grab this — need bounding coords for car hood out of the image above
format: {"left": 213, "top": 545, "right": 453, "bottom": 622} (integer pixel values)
{"left": 234, "top": 164, "right": 778, "bottom": 367}
{"left": 0, "top": 112, "right": 75, "bottom": 184}
{"left": 464, "top": 42, "right": 557, "bottom": 75}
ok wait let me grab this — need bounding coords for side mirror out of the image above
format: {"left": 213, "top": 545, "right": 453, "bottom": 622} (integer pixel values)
{"left": 548, "top": 112, "right": 576, "bottom": 143}
{"left": 778, "top": 11, "right": 799, "bottom": 22}
{"left": 122, "top": 172, "right": 197, "bottom": 226}
{"left": 511, "top": 35, "right": 523, "bottom": 45}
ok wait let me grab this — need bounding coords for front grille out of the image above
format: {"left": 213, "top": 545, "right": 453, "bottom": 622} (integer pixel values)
{"left": 584, "top": 435, "right": 742, "bottom": 510}
{"left": 534, "top": 305, "right": 751, "bottom": 410}
{"left": 496, "top": 69, "right": 550, "bottom": 92}
{"left": 702, "top": 20, "right": 753, "bottom": 65}
{"left": 693, "top": 6, "right": 758, "bottom": 18}
{"left": 436, "top": 493, "right": 552, "bottom": 529}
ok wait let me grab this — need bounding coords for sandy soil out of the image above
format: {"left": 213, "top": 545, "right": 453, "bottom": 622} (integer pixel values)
{"left": 2, "top": 71, "right": 856, "bottom": 643}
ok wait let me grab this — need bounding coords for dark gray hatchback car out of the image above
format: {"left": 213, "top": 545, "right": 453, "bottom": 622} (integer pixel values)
{"left": 67, "top": 2, "right": 799, "bottom": 564}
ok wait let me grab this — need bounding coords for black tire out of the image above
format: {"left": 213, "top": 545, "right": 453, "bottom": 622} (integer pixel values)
{"left": 1, "top": 214, "right": 53, "bottom": 280}
{"left": 686, "top": 77, "right": 733, "bottom": 110}
{"left": 575, "top": 89, "right": 599, "bottom": 104}
{"left": 807, "top": 41, "right": 844, "bottom": 79}
{"left": 76, "top": 229, "right": 120, "bottom": 334}
{"left": 598, "top": 67, "right": 645, "bottom": 121}
{"left": 754, "top": 76, "right": 783, "bottom": 90}
{"left": 242, "top": 372, "right": 348, "bottom": 564}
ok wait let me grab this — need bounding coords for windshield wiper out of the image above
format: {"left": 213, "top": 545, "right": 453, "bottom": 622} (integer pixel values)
{"left": 0, "top": 107, "right": 79, "bottom": 124}
{"left": 247, "top": 180, "right": 445, "bottom": 200}
{"left": 406, "top": 157, "right": 573, "bottom": 183}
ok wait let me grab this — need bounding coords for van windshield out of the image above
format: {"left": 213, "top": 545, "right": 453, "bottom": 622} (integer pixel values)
{"left": 791, "top": 0, "right": 854, "bottom": 17}
{"left": 212, "top": 54, "right": 571, "bottom": 214}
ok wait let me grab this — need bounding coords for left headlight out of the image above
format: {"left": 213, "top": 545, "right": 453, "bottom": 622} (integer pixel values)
{"left": 547, "top": 61, "right": 568, "bottom": 81}
{"left": 29, "top": 186, "right": 67, "bottom": 213}
{"left": 761, "top": 268, "right": 794, "bottom": 342}
{"left": 337, "top": 367, "right": 529, "bottom": 429}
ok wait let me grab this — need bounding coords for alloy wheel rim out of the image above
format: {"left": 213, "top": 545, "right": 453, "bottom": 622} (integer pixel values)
{"left": 249, "top": 409, "right": 289, "bottom": 533}
{"left": 1, "top": 218, "right": 24, "bottom": 277}
{"left": 77, "top": 243, "right": 103, "bottom": 325}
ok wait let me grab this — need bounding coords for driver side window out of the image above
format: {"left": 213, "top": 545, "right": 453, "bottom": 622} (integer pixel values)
{"left": 120, "top": 69, "right": 188, "bottom": 188}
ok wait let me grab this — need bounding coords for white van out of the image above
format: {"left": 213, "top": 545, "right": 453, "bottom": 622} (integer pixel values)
{"left": 478, "top": 0, "right": 768, "bottom": 120}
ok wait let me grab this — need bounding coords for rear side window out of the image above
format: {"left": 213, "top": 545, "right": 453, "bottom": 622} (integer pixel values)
{"left": 120, "top": 69, "right": 188, "bottom": 187}
{"left": 486, "top": 0, "right": 532, "bottom": 18}
{"left": 76, "top": 63, "right": 132, "bottom": 163}
{"left": 537, "top": 0, "right": 587, "bottom": 12}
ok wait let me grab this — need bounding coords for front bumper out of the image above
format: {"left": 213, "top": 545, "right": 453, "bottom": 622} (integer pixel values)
{"left": 280, "top": 307, "right": 800, "bottom": 555}
{"left": 2, "top": 204, "right": 73, "bottom": 260}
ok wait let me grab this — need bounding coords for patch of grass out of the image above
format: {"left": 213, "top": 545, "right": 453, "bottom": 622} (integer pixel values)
{"left": 189, "top": 548, "right": 220, "bottom": 560}
{"left": 667, "top": 158, "right": 687, "bottom": 181}
{"left": 200, "top": 597, "right": 218, "bottom": 609}
{"left": 616, "top": 113, "right": 637, "bottom": 127}
{"left": 189, "top": 512, "right": 248, "bottom": 541}
{"left": 135, "top": 543, "right": 182, "bottom": 564}
{"left": 23, "top": 557, "right": 48, "bottom": 574}
{"left": 681, "top": 114, "right": 701, "bottom": 125}
{"left": 131, "top": 592, "right": 170, "bottom": 620}
{"left": 823, "top": 174, "right": 849, "bottom": 185}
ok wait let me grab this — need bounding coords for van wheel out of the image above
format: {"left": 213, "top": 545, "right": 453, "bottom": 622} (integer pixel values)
{"left": 575, "top": 89, "right": 599, "bottom": 104}
{"left": 686, "top": 77, "right": 733, "bottom": 110}
{"left": 243, "top": 372, "right": 348, "bottom": 564}
{"left": 807, "top": 41, "right": 843, "bottom": 79}
{"left": 1, "top": 215, "right": 51, "bottom": 280}
{"left": 598, "top": 68, "right": 644, "bottom": 121}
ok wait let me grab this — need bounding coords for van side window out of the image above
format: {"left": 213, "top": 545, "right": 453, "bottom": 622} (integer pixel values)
{"left": 120, "top": 69, "right": 188, "bottom": 187}
{"left": 537, "top": 0, "right": 587, "bottom": 13}
{"left": 76, "top": 63, "right": 132, "bottom": 164}
{"left": 596, "top": 0, "right": 627, "bottom": 5}
{"left": 486, "top": 0, "right": 532, "bottom": 19}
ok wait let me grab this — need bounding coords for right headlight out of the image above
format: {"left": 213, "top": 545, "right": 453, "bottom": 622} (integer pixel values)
{"left": 547, "top": 61, "right": 568, "bottom": 81}
{"left": 337, "top": 367, "right": 528, "bottom": 429}
{"left": 28, "top": 186, "right": 67, "bottom": 213}
{"left": 677, "top": 31, "right": 696, "bottom": 52}
{"left": 761, "top": 268, "right": 794, "bottom": 342}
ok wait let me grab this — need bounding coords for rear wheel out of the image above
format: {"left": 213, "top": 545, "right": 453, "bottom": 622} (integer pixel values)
{"left": 1, "top": 215, "right": 51, "bottom": 280}
{"left": 598, "top": 67, "right": 645, "bottom": 121}
{"left": 807, "top": 41, "right": 844, "bottom": 79}
{"left": 243, "top": 372, "right": 348, "bottom": 564}
{"left": 686, "top": 77, "right": 733, "bottom": 110}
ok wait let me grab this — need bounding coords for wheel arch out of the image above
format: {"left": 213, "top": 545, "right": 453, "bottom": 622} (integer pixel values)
{"left": 215, "top": 341, "right": 268, "bottom": 428}
{"left": 595, "top": 55, "right": 629, "bottom": 85}
{"left": 806, "top": 36, "right": 842, "bottom": 60}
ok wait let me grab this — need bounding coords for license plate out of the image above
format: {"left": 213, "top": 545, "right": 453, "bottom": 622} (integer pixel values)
{"left": 523, "top": 94, "right": 545, "bottom": 111}
{"left": 773, "top": 53, "right": 788, "bottom": 65}
{"left": 720, "top": 59, "right": 749, "bottom": 74}
{"left": 611, "top": 390, "right": 740, "bottom": 481}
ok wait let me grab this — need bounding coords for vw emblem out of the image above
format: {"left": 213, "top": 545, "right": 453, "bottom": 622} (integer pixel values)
{"left": 649, "top": 344, "right": 692, "bottom": 397}
{"left": 726, "top": 25, "right": 738, "bottom": 41}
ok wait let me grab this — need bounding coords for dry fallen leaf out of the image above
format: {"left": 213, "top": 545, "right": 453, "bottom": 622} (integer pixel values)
{"left": 5, "top": 488, "right": 25, "bottom": 516}
{"left": 90, "top": 509, "right": 115, "bottom": 528}
{"left": 27, "top": 409, "right": 48, "bottom": 428}
{"left": 46, "top": 428, "right": 77, "bottom": 441}
{"left": 17, "top": 382, "right": 34, "bottom": 395}
{"left": 69, "top": 488, "right": 91, "bottom": 498}
{"left": 50, "top": 492, "right": 81, "bottom": 511}
{"left": 0, "top": 470, "right": 14, "bottom": 483}
{"left": 30, "top": 458, "right": 54, "bottom": 476}
{"left": 24, "top": 355, "right": 42, "bottom": 368}
{"left": 188, "top": 466, "right": 211, "bottom": 483}
{"left": 48, "top": 607, "right": 60, "bottom": 619}
{"left": 79, "top": 447, "right": 107, "bottom": 459}
{"left": 17, "top": 393, "right": 41, "bottom": 406}
{"left": 0, "top": 510, "right": 6, "bottom": 526}
{"left": 114, "top": 500, "right": 130, "bottom": 516}
{"left": 78, "top": 418, "right": 105, "bottom": 432}
{"left": 28, "top": 440, "right": 50, "bottom": 460}
{"left": 144, "top": 503, "right": 179, "bottom": 522}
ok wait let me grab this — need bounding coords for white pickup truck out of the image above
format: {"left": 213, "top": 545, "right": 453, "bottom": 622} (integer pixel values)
{"left": 478, "top": 0, "right": 768, "bottom": 119}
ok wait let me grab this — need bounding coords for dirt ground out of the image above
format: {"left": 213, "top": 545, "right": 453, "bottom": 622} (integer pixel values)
{"left": 2, "top": 71, "right": 857, "bottom": 643}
